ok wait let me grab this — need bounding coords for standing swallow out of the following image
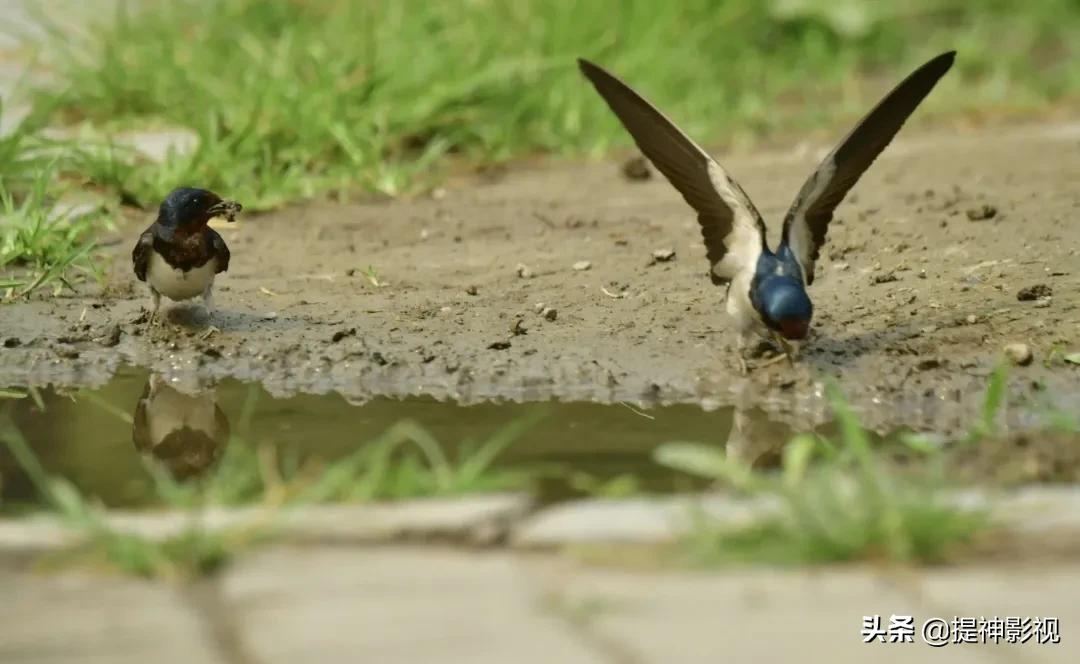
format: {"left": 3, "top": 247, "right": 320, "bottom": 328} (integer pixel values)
{"left": 132, "top": 373, "right": 230, "bottom": 480}
{"left": 132, "top": 187, "right": 242, "bottom": 326}
{"left": 580, "top": 52, "right": 955, "bottom": 372}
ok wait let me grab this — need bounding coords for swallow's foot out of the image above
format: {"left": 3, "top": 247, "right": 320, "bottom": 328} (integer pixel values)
{"left": 756, "top": 353, "right": 790, "bottom": 369}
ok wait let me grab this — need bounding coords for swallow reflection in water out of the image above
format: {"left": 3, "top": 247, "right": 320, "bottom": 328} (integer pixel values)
{"left": 132, "top": 374, "right": 230, "bottom": 481}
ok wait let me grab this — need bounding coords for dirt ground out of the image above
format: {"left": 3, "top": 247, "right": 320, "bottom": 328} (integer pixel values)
{"left": 2, "top": 121, "right": 1079, "bottom": 435}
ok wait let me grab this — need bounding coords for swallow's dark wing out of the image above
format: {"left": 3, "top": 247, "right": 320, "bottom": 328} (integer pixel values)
{"left": 579, "top": 59, "right": 767, "bottom": 285}
{"left": 781, "top": 51, "right": 955, "bottom": 284}
{"left": 208, "top": 228, "right": 230, "bottom": 274}
{"left": 132, "top": 228, "right": 155, "bottom": 281}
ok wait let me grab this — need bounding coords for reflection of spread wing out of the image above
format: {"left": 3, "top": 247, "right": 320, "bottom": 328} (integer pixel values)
{"left": 781, "top": 51, "right": 955, "bottom": 284}
{"left": 132, "top": 380, "right": 153, "bottom": 452}
{"left": 579, "top": 59, "right": 766, "bottom": 286}
{"left": 208, "top": 228, "right": 230, "bottom": 274}
{"left": 132, "top": 228, "right": 155, "bottom": 282}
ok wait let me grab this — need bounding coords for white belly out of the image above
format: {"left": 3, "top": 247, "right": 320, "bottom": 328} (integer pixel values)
{"left": 145, "top": 387, "right": 219, "bottom": 445}
{"left": 726, "top": 271, "right": 765, "bottom": 334}
{"left": 147, "top": 252, "right": 217, "bottom": 301}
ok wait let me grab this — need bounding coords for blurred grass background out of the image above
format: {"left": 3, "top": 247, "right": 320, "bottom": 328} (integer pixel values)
{"left": 4, "top": 0, "right": 1080, "bottom": 210}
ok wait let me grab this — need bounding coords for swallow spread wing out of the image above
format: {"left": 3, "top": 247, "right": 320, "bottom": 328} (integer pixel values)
{"left": 578, "top": 58, "right": 767, "bottom": 285}
{"left": 780, "top": 51, "right": 956, "bottom": 284}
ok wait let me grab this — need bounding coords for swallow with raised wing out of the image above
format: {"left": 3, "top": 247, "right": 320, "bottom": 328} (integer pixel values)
{"left": 132, "top": 187, "right": 242, "bottom": 326}
{"left": 579, "top": 52, "right": 955, "bottom": 372}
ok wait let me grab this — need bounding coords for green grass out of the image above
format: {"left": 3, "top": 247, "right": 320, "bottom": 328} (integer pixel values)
{"left": 0, "top": 167, "right": 105, "bottom": 299}
{"left": 655, "top": 382, "right": 990, "bottom": 566}
{"left": 22, "top": 0, "right": 1080, "bottom": 210}
{"left": 150, "top": 412, "right": 546, "bottom": 509}
{"left": 0, "top": 414, "right": 240, "bottom": 579}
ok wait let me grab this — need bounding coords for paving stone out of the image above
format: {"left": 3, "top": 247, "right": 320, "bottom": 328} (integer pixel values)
{"left": 0, "top": 566, "right": 223, "bottom": 664}
{"left": 539, "top": 563, "right": 998, "bottom": 663}
{"left": 0, "top": 494, "right": 530, "bottom": 554}
{"left": 0, "top": 516, "right": 77, "bottom": 552}
{"left": 515, "top": 488, "right": 1080, "bottom": 549}
{"left": 221, "top": 546, "right": 603, "bottom": 664}
{"left": 512, "top": 494, "right": 780, "bottom": 548}
{"left": 911, "top": 565, "right": 1080, "bottom": 664}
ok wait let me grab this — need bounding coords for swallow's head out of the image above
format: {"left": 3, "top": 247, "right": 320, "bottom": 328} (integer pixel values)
{"left": 757, "top": 277, "right": 813, "bottom": 340}
{"left": 157, "top": 188, "right": 242, "bottom": 237}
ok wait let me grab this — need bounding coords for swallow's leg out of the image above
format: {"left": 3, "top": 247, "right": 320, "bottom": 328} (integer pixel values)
{"left": 762, "top": 332, "right": 795, "bottom": 368}
{"left": 735, "top": 331, "right": 752, "bottom": 375}
{"left": 147, "top": 288, "right": 162, "bottom": 329}
{"left": 201, "top": 285, "right": 221, "bottom": 337}
{"left": 201, "top": 285, "right": 214, "bottom": 319}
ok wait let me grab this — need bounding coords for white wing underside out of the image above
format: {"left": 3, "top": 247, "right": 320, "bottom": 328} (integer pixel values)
{"left": 706, "top": 161, "right": 764, "bottom": 282}
{"left": 780, "top": 161, "right": 836, "bottom": 284}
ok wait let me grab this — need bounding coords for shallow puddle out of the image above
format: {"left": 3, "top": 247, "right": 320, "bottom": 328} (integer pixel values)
{"left": 0, "top": 367, "right": 798, "bottom": 509}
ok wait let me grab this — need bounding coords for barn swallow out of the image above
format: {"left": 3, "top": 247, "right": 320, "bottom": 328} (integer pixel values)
{"left": 132, "top": 187, "right": 242, "bottom": 326}
{"left": 580, "top": 52, "right": 955, "bottom": 372}
{"left": 132, "top": 373, "right": 230, "bottom": 480}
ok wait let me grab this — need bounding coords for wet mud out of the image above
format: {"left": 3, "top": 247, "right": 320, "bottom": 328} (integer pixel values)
{"left": 2, "top": 122, "right": 1080, "bottom": 436}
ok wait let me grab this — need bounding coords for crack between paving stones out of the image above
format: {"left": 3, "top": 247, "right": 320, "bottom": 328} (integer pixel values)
{"left": 179, "top": 578, "right": 261, "bottom": 664}
{"left": 539, "top": 590, "right": 647, "bottom": 664}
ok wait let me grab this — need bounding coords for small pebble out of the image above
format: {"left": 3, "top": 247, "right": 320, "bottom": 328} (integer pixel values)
{"left": 98, "top": 323, "right": 122, "bottom": 348}
{"left": 966, "top": 204, "right": 997, "bottom": 221}
{"left": 621, "top": 156, "right": 651, "bottom": 181}
{"left": 651, "top": 248, "right": 676, "bottom": 263}
{"left": 1034, "top": 298, "right": 1052, "bottom": 309}
{"left": 534, "top": 302, "right": 545, "bottom": 313}
{"left": 55, "top": 346, "right": 79, "bottom": 359}
{"left": 965, "top": 314, "right": 978, "bottom": 324}
{"left": 511, "top": 319, "right": 527, "bottom": 336}
{"left": 541, "top": 307, "right": 558, "bottom": 322}
{"left": 516, "top": 263, "right": 534, "bottom": 279}
{"left": 331, "top": 328, "right": 356, "bottom": 343}
{"left": 1017, "top": 284, "right": 1052, "bottom": 301}
{"left": 573, "top": 260, "right": 592, "bottom": 271}
{"left": 465, "top": 285, "right": 479, "bottom": 296}
{"left": 1004, "top": 342, "right": 1033, "bottom": 366}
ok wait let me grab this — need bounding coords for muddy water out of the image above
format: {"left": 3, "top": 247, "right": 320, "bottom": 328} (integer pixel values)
{"left": 0, "top": 367, "right": 797, "bottom": 509}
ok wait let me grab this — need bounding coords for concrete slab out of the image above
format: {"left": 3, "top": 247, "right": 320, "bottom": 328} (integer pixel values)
{"left": 221, "top": 546, "right": 603, "bottom": 664}
{"left": 0, "top": 566, "right": 223, "bottom": 664}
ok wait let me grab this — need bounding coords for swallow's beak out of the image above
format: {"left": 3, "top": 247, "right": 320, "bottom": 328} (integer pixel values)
{"left": 778, "top": 318, "right": 809, "bottom": 341}
{"left": 207, "top": 199, "right": 243, "bottom": 222}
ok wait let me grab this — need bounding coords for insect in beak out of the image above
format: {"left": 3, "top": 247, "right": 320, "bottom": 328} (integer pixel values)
{"left": 206, "top": 200, "right": 243, "bottom": 222}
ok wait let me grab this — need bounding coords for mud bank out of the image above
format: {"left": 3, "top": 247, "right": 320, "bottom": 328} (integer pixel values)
{"left": 2, "top": 122, "right": 1079, "bottom": 435}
